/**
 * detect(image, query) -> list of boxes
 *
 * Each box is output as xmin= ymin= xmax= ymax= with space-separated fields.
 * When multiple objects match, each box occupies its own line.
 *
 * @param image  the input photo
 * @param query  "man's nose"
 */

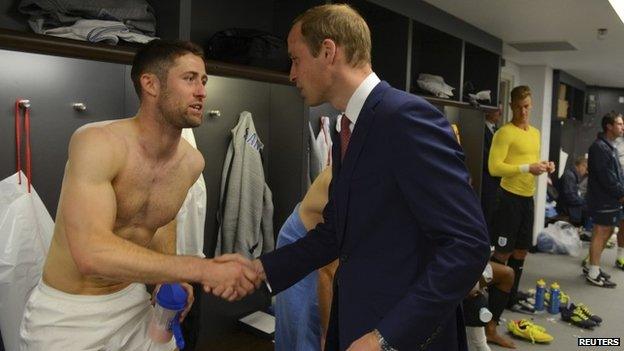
xmin=195 ymin=84 xmax=206 ymax=98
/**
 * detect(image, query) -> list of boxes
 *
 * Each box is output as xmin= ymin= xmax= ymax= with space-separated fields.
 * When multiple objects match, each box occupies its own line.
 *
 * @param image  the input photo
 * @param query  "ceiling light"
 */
xmin=508 ymin=41 xmax=576 ymax=52
xmin=609 ymin=0 xmax=624 ymax=24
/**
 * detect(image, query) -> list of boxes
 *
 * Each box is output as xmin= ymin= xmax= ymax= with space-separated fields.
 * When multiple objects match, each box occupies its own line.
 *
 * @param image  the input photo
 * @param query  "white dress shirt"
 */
xmin=269 ymin=74 xmax=380 ymax=294
xmin=336 ymin=72 xmax=381 ymax=133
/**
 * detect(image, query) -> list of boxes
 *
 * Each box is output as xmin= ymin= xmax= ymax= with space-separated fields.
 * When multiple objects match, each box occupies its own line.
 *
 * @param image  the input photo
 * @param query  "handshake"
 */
xmin=200 ymin=254 xmax=266 ymax=302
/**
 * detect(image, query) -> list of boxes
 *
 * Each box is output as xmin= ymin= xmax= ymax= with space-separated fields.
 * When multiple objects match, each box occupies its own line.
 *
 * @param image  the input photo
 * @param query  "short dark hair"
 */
xmin=601 ymin=110 xmax=622 ymax=132
xmin=131 ymin=39 xmax=205 ymax=99
xmin=574 ymin=155 xmax=587 ymax=167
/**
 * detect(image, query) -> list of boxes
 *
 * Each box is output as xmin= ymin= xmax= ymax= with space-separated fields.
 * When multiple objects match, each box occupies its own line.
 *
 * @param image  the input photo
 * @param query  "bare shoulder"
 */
xmin=68 ymin=120 xmax=128 ymax=177
xmin=72 ymin=119 xmax=130 ymax=143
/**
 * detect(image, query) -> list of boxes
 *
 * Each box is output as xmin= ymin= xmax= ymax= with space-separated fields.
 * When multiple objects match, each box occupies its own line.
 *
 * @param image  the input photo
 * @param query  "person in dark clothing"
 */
xmin=251 ymin=4 xmax=490 ymax=350
xmin=557 ymin=156 xmax=588 ymax=226
xmin=585 ymin=112 xmax=624 ymax=288
xmin=481 ymin=106 xmax=502 ymax=242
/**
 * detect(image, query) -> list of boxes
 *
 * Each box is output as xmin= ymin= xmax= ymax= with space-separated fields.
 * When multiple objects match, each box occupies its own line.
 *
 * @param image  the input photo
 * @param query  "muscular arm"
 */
xmin=61 ymin=128 xmax=255 ymax=295
xmin=61 ymin=128 xmax=206 ymax=284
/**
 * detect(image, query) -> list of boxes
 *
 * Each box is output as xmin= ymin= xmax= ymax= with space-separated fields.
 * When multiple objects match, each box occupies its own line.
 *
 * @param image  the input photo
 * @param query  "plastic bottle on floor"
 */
xmin=548 ymin=282 xmax=560 ymax=314
xmin=535 ymin=279 xmax=546 ymax=311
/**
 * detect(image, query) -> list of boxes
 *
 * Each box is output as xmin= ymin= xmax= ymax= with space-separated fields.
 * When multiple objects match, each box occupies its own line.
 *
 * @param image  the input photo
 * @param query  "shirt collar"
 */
xmin=343 ymin=72 xmax=380 ymax=126
xmin=485 ymin=121 xmax=495 ymax=133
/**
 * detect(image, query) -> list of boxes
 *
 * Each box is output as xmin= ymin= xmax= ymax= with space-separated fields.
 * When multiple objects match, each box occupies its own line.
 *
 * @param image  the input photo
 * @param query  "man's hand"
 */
xmin=202 ymin=254 xmax=258 ymax=301
xmin=251 ymin=259 xmax=267 ymax=282
xmin=528 ymin=161 xmax=549 ymax=175
xmin=213 ymin=255 xmax=265 ymax=288
xmin=179 ymin=282 xmax=194 ymax=322
xmin=547 ymin=161 xmax=556 ymax=174
xmin=346 ymin=331 xmax=381 ymax=351
xmin=151 ymin=282 xmax=194 ymax=322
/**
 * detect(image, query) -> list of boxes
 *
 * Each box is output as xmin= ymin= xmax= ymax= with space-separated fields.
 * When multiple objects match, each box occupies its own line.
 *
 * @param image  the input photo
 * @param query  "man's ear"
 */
xmin=140 ymin=73 xmax=160 ymax=98
xmin=321 ymin=38 xmax=337 ymax=63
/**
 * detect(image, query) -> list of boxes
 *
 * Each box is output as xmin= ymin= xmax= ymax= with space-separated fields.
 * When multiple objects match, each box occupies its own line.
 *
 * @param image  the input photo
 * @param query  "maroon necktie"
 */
xmin=340 ymin=114 xmax=351 ymax=161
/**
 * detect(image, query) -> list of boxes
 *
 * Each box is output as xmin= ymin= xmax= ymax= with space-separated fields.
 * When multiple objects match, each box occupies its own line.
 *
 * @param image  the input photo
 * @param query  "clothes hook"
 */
xmin=72 ymin=102 xmax=87 ymax=111
xmin=18 ymin=99 xmax=31 ymax=109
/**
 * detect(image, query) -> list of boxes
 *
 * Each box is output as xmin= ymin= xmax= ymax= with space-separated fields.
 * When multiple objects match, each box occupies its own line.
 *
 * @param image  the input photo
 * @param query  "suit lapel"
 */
xmin=335 ymin=81 xmax=389 ymax=245
xmin=340 ymin=82 xmax=387 ymax=180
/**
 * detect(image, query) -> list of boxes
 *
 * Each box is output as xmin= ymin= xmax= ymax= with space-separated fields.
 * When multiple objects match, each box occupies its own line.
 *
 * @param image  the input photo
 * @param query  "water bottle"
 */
xmin=535 ymin=279 xmax=546 ymax=311
xmin=548 ymin=282 xmax=560 ymax=314
xmin=149 ymin=283 xmax=187 ymax=349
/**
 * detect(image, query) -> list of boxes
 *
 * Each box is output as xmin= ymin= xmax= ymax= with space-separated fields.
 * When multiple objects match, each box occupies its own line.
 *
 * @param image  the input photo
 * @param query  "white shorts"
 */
xmin=19 ymin=281 xmax=176 ymax=351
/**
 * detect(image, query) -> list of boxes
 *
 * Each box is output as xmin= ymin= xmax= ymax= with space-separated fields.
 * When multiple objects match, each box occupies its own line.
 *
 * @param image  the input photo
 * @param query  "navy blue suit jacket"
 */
xmin=261 ymin=82 xmax=490 ymax=350
xmin=481 ymin=125 xmax=501 ymax=235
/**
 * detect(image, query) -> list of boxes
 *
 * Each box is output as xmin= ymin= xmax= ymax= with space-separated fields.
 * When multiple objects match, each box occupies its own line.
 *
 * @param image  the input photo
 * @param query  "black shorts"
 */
xmin=591 ymin=209 xmax=622 ymax=226
xmin=462 ymin=294 xmax=489 ymax=327
xmin=491 ymin=188 xmax=534 ymax=253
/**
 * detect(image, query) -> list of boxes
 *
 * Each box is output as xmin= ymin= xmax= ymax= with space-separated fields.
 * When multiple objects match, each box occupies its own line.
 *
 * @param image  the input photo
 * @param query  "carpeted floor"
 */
xmin=490 ymin=243 xmax=624 ymax=351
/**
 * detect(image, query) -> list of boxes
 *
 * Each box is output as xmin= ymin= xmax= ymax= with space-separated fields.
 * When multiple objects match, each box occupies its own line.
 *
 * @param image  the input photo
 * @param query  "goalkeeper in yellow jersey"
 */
xmin=488 ymin=85 xmax=555 ymax=313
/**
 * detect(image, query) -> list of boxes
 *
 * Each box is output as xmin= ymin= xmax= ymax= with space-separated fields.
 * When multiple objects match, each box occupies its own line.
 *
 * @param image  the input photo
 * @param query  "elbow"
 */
xmin=72 ymin=253 xmax=102 ymax=276
xmin=73 ymin=252 xmax=98 ymax=276
xmin=65 ymin=226 xmax=109 ymax=277
xmin=68 ymin=240 xmax=104 ymax=276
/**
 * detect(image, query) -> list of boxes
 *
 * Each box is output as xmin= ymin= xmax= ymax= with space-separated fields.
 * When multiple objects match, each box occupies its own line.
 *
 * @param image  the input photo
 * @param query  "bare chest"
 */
xmin=113 ymin=156 xmax=193 ymax=231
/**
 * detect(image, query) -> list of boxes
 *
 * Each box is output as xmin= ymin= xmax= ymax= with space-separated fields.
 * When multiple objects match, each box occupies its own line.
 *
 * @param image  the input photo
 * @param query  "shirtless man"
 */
xmin=19 ymin=40 xmax=259 ymax=351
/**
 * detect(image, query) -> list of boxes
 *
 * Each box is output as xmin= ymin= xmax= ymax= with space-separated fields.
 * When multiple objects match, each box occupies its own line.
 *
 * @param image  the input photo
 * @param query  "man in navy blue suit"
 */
xmin=250 ymin=4 xmax=489 ymax=350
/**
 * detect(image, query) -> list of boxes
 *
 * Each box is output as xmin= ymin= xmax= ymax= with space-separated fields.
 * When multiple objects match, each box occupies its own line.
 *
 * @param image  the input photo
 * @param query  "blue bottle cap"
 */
xmin=156 ymin=283 xmax=187 ymax=311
